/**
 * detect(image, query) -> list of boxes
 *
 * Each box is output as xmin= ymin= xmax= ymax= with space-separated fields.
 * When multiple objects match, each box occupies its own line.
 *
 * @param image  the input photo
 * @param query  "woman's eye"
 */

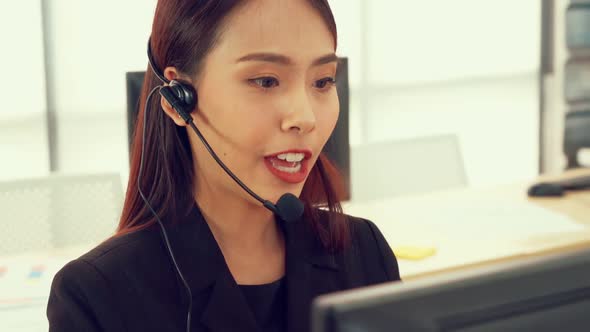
xmin=249 ymin=77 xmax=279 ymax=89
xmin=315 ymin=77 xmax=336 ymax=90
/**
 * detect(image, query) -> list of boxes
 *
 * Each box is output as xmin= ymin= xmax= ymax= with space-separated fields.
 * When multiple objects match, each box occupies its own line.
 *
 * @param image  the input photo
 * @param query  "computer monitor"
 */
xmin=312 ymin=248 xmax=590 ymax=332
xmin=566 ymin=2 xmax=590 ymax=50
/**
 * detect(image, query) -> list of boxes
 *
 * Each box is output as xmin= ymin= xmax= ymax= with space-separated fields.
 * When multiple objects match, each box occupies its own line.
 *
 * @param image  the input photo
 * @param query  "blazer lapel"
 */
xmin=166 ymin=203 xmax=341 ymax=332
xmin=166 ymin=204 xmax=259 ymax=332
xmin=285 ymin=246 xmax=312 ymax=332
xmin=200 ymin=271 xmax=259 ymax=332
xmin=283 ymin=216 xmax=341 ymax=332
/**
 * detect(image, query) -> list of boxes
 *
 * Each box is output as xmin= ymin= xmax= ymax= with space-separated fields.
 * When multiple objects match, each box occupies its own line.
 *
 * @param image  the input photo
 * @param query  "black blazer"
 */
xmin=47 ymin=204 xmax=400 ymax=332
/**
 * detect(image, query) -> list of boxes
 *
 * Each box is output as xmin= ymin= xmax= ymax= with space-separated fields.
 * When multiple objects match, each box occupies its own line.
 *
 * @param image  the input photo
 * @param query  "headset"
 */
xmin=137 ymin=37 xmax=305 ymax=332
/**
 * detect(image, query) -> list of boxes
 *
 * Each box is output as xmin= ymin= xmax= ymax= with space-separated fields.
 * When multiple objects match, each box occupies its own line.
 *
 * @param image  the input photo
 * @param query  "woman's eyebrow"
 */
xmin=236 ymin=52 xmax=338 ymax=67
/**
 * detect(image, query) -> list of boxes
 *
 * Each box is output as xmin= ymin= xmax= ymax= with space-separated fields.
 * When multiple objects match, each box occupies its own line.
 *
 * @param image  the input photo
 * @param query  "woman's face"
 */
xmin=186 ymin=0 xmax=339 ymax=205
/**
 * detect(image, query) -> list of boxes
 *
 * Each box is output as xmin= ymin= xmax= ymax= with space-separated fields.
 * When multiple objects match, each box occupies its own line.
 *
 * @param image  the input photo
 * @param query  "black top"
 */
xmin=47 ymin=204 xmax=401 ymax=332
xmin=238 ymin=278 xmax=286 ymax=332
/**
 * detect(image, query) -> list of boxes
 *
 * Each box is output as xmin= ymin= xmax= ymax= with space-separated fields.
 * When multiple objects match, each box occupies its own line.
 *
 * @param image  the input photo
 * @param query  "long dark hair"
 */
xmin=117 ymin=0 xmax=350 ymax=252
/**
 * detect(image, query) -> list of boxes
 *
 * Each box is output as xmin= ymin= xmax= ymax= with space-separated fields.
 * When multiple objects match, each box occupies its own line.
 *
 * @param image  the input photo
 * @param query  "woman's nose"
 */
xmin=281 ymin=87 xmax=316 ymax=134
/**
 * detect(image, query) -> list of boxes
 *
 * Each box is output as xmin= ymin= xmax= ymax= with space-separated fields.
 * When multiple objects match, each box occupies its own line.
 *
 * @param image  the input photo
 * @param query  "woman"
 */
xmin=47 ymin=0 xmax=400 ymax=331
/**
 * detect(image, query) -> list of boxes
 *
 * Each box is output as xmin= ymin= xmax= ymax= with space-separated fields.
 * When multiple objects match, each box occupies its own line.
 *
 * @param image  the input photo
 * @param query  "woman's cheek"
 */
xmin=319 ymin=107 xmax=339 ymax=140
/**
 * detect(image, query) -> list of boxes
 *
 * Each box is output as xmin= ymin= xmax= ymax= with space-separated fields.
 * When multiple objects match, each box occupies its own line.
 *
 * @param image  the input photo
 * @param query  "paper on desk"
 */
xmin=0 ymin=302 xmax=48 ymax=332
xmin=0 ymin=256 xmax=70 ymax=306
xmin=0 ymin=255 xmax=71 ymax=332
xmin=0 ymin=246 xmax=97 ymax=331
xmin=344 ymin=199 xmax=588 ymax=277
xmin=346 ymin=200 xmax=586 ymax=244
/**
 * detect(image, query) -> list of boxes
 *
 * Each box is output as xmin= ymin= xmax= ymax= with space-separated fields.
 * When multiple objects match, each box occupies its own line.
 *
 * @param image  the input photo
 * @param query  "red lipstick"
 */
xmin=264 ymin=149 xmax=312 ymax=184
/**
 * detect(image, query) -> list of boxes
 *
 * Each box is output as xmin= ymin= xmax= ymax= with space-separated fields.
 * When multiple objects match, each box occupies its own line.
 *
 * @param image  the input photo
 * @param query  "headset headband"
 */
xmin=147 ymin=37 xmax=169 ymax=84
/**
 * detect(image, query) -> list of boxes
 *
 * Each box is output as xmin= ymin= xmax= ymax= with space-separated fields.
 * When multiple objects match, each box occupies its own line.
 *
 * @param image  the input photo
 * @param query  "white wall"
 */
xmin=334 ymin=1 xmax=541 ymax=187
xmin=0 ymin=1 xmax=49 ymax=180
xmin=330 ymin=0 xmax=540 ymax=87
xmin=366 ymin=0 xmax=539 ymax=86
xmin=43 ymin=0 xmax=158 ymax=178
xmin=45 ymin=0 xmax=157 ymax=115
xmin=0 ymin=1 xmax=46 ymax=118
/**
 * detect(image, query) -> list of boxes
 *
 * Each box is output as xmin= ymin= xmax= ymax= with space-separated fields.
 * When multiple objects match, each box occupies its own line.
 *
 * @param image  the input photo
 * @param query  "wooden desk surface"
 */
xmin=528 ymin=168 xmax=590 ymax=226
xmin=343 ymin=169 xmax=590 ymax=280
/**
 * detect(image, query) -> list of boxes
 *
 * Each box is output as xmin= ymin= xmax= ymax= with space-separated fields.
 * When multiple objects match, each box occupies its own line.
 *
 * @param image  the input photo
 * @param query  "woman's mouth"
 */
xmin=264 ymin=150 xmax=312 ymax=184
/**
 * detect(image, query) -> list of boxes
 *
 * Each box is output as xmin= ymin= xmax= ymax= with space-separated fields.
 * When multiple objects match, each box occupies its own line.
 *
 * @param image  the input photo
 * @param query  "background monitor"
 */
xmin=312 ymin=248 xmax=590 ymax=332
xmin=564 ymin=57 xmax=590 ymax=104
xmin=567 ymin=2 xmax=590 ymax=50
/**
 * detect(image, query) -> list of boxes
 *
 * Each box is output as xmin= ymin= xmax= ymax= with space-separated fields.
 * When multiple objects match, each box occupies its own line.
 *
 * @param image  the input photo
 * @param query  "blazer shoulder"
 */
xmin=48 ymin=254 xmax=128 ymax=331
xmin=315 ymin=208 xmax=390 ymax=246
xmin=349 ymin=216 xmax=389 ymax=249
xmin=329 ymin=211 xmax=401 ymax=282
xmin=65 ymin=226 xmax=161 ymax=279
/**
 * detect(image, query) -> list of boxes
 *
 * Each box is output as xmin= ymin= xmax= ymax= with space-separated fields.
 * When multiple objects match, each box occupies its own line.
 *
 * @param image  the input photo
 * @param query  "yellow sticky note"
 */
xmin=393 ymin=245 xmax=437 ymax=261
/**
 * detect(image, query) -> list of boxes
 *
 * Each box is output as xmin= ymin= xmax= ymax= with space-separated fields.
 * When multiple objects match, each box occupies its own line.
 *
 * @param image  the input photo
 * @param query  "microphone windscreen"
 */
xmin=275 ymin=193 xmax=304 ymax=223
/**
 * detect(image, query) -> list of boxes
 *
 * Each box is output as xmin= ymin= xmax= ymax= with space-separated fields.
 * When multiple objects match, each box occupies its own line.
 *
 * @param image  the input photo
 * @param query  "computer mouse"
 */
xmin=527 ymin=182 xmax=565 ymax=197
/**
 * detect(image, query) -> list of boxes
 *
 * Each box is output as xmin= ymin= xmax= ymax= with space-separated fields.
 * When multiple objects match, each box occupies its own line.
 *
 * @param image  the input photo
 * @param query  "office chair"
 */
xmin=350 ymin=134 xmax=467 ymax=202
xmin=126 ymin=58 xmax=351 ymax=199
xmin=0 ymin=173 xmax=123 ymax=255
xmin=563 ymin=109 xmax=590 ymax=169
xmin=0 ymin=181 xmax=53 ymax=255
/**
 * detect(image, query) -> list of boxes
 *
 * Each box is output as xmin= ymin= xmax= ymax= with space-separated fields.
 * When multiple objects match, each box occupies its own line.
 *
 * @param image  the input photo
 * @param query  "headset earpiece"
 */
xmin=147 ymin=37 xmax=198 ymax=114
xmin=168 ymin=80 xmax=197 ymax=111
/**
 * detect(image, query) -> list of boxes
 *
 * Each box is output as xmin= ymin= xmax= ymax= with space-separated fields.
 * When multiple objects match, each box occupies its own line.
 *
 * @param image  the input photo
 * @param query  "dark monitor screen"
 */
xmin=312 ymin=248 xmax=590 ymax=332
xmin=125 ymin=71 xmax=145 ymax=150
xmin=567 ymin=3 xmax=590 ymax=49
xmin=564 ymin=58 xmax=590 ymax=104
xmin=126 ymin=58 xmax=350 ymax=199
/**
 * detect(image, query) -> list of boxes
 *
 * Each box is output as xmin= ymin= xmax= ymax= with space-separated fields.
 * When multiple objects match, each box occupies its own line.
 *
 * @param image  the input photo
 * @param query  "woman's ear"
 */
xmin=160 ymin=94 xmax=188 ymax=127
xmin=160 ymin=67 xmax=192 ymax=127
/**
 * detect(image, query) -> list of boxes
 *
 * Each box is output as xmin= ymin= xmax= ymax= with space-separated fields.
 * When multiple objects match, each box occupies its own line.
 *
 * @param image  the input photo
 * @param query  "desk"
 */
xmin=0 ymin=246 xmax=91 ymax=331
xmin=343 ymin=169 xmax=590 ymax=280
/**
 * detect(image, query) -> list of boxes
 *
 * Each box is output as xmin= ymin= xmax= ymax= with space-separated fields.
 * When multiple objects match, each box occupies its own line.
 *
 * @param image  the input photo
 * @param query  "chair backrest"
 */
xmin=126 ymin=57 xmax=351 ymax=199
xmin=350 ymin=135 xmax=467 ymax=202
xmin=564 ymin=109 xmax=590 ymax=169
xmin=0 ymin=181 xmax=53 ymax=255
xmin=0 ymin=173 xmax=123 ymax=254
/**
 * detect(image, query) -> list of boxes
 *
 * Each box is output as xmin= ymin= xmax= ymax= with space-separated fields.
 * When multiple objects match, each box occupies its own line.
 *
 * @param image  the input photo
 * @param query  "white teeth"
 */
xmin=276 ymin=153 xmax=305 ymax=162
xmin=274 ymin=163 xmax=302 ymax=173
xmin=269 ymin=158 xmax=302 ymax=173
